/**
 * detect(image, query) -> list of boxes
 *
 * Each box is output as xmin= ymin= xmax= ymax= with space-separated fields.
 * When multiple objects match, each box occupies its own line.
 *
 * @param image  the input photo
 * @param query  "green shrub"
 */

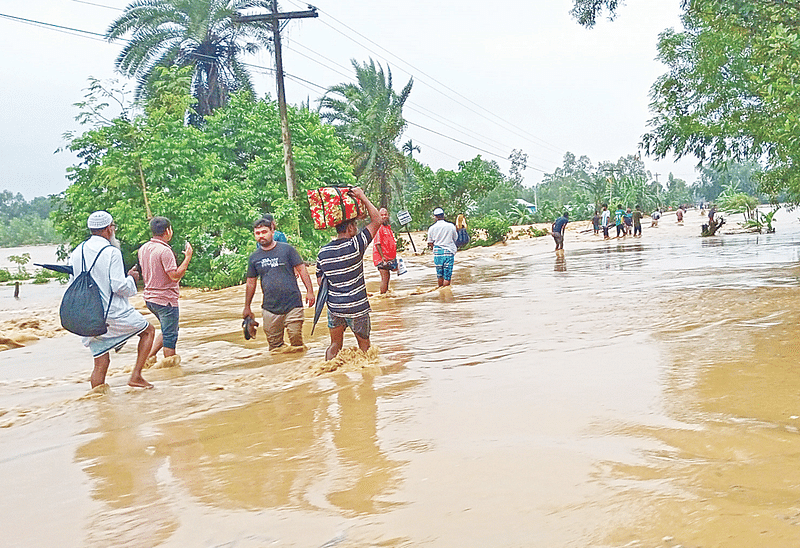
xmin=0 ymin=268 xmax=10 ymax=282
xmin=469 ymin=213 xmax=511 ymax=245
xmin=32 ymin=270 xmax=51 ymax=284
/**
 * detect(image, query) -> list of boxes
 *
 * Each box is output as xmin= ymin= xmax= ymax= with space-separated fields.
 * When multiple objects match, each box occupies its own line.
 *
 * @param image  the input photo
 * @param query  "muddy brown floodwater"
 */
xmin=3 ymin=210 xmax=800 ymax=547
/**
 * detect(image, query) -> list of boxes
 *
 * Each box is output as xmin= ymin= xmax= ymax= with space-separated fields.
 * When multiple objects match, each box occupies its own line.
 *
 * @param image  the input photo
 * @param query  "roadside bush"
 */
xmin=468 ymin=213 xmax=512 ymax=246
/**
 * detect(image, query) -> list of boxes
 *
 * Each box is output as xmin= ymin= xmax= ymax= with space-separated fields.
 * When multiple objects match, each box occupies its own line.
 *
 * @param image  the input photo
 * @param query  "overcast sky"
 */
xmin=0 ymin=0 xmax=697 ymax=200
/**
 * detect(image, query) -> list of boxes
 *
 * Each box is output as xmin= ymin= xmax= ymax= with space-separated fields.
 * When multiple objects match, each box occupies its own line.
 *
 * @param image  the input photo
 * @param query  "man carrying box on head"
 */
xmin=243 ymin=217 xmax=316 ymax=350
xmin=316 ymin=187 xmax=382 ymax=361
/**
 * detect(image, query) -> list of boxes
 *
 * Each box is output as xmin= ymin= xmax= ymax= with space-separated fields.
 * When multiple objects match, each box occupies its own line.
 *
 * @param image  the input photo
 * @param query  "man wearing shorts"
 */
xmin=243 ymin=217 xmax=315 ymax=350
xmin=316 ymin=187 xmax=381 ymax=360
xmin=551 ymin=211 xmax=569 ymax=251
xmin=68 ymin=211 xmax=155 ymax=388
xmin=373 ymin=207 xmax=398 ymax=294
xmin=138 ymin=216 xmax=193 ymax=363
xmin=427 ymin=207 xmax=458 ymax=287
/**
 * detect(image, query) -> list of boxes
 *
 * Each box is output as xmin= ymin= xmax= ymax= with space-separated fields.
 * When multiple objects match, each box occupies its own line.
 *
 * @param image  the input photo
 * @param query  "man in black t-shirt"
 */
xmin=243 ymin=218 xmax=315 ymax=349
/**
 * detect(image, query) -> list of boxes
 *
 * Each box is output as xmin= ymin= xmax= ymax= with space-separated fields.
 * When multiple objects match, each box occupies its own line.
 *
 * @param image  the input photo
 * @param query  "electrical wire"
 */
xmin=284 ymin=0 xmax=566 ymax=157
xmin=0 ymin=9 xmax=549 ymax=172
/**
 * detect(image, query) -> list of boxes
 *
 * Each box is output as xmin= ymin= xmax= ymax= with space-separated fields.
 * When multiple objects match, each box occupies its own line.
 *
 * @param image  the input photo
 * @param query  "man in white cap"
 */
xmin=427 ymin=207 xmax=458 ymax=287
xmin=67 ymin=211 xmax=155 ymax=389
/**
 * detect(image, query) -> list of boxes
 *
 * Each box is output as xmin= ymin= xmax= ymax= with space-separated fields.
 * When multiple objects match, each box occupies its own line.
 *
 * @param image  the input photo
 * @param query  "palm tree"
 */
xmin=402 ymin=139 xmax=421 ymax=158
xmin=106 ymin=0 xmax=272 ymax=118
xmin=319 ymin=58 xmax=413 ymax=208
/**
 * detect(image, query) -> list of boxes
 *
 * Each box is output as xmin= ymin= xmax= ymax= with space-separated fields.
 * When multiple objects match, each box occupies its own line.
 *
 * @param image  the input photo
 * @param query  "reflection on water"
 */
xmin=5 ymin=213 xmax=800 ymax=546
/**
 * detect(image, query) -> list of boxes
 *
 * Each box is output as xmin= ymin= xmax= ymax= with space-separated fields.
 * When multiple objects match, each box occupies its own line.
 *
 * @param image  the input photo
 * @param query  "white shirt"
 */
xmin=601 ymin=210 xmax=611 ymax=226
xmin=68 ymin=235 xmax=142 ymax=342
xmin=427 ymin=219 xmax=458 ymax=254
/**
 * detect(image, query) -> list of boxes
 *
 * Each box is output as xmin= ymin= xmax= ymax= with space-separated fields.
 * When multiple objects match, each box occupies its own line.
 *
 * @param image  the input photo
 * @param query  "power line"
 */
xmin=282 ymin=38 xmax=559 ymax=166
xmin=0 ymin=12 xmax=108 ymax=41
xmin=0 ymin=10 xmax=553 ymax=173
xmin=71 ymin=0 xmax=122 ymax=11
xmin=284 ymin=0 xmax=566 ymax=157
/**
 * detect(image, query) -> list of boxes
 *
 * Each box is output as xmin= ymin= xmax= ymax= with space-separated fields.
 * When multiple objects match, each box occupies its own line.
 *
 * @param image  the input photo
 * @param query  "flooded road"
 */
xmin=3 ymin=212 xmax=800 ymax=547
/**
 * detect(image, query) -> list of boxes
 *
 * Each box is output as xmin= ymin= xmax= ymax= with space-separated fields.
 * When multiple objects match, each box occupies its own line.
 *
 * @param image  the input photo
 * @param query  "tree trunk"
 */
xmin=138 ymin=160 xmax=153 ymax=220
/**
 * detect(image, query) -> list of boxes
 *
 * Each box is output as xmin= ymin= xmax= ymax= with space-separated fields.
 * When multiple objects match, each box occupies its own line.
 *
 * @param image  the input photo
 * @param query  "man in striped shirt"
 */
xmin=316 ymin=187 xmax=382 ymax=360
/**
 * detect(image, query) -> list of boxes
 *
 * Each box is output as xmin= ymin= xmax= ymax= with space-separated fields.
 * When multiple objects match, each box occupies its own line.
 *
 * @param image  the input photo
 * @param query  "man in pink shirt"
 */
xmin=138 ymin=216 xmax=193 ymax=362
xmin=372 ymin=207 xmax=398 ymax=294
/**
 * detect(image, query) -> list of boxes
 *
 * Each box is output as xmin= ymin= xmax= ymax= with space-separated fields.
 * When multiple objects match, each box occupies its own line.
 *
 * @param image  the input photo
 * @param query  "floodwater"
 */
xmin=3 ymin=211 xmax=800 ymax=547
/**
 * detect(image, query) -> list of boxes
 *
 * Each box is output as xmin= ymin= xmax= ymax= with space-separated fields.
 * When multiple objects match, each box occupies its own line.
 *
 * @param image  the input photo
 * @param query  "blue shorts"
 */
xmin=433 ymin=247 xmax=455 ymax=281
xmin=146 ymin=302 xmax=180 ymax=349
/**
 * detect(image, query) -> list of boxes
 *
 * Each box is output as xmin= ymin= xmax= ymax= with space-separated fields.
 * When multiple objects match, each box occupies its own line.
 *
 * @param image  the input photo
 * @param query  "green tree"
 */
xmin=404 ymin=156 xmax=507 ymax=229
xmin=319 ymin=59 xmax=413 ymax=208
xmin=106 ymin=0 xmax=271 ymax=118
xmin=57 ymin=72 xmax=354 ymax=288
xmin=639 ymin=1 xmax=800 ymax=201
xmin=570 ymin=0 xmax=625 ymax=28
xmin=693 ymin=161 xmax=760 ymax=203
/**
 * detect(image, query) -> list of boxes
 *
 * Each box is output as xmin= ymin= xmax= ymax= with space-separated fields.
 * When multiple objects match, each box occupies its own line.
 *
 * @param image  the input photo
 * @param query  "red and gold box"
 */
xmin=307 ymin=187 xmax=365 ymax=230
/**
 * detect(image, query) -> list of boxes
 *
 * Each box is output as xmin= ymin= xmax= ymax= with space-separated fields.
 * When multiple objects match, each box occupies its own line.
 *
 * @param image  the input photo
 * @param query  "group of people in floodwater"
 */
xmin=65 ymin=188 xmax=465 ymax=390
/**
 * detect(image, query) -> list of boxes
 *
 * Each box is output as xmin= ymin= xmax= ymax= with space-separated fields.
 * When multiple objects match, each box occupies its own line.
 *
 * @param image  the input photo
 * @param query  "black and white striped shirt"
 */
xmin=316 ymin=227 xmax=373 ymax=318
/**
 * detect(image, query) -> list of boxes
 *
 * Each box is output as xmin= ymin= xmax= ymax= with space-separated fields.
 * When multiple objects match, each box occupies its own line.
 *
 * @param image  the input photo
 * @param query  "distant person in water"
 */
xmin=614 ymin=204 xmax=626 ymax=238
xmin=243 ymin=217 xmax=315 ymax=350
xmin=632 ymin=205 xmax=643 ymax=237
xmin=68 ymin=211 xmax=155 ymax=389
xmin=601 ymin=204 xmax=611 ymax=239
xmin=651 ymin=208 xmax=661 ymax=227
xmin=591 ymin=210 xmax=600 ymax=236
xmin=427 ymin=207 xmax=459 ymax=287
xmin=373 ymin=207 xmax=398 ymax=294
xmin=676 ymin=206 xmax=684 ymax=223
xmin=551 ymin=211 xmax=569 ymax=251
xmin=316 ymin=187 xmax=382 ymax=360
xmin=624 ymin=207 xmax=633 ymax=235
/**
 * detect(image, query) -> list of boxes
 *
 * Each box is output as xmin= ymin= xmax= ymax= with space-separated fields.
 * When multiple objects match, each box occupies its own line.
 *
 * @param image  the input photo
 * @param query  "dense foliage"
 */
xmin=573 ymin=0 xmax=800 ymax=204
xmin=56 ymin=69 xmax=354 ymax=288
xmin=519 ymin=152 xmax=692 ymax=222
xmin=642 ymin=0 xmax=800 ymax=202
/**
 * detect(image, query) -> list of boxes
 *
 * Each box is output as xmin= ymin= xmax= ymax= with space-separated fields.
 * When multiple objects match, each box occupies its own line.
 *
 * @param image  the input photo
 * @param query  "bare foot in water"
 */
xmin=128 ymin=376 xmax=153 ymax=389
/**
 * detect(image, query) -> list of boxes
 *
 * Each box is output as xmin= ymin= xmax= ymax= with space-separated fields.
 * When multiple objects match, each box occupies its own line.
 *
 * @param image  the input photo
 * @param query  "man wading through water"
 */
xmin=243 ymin=218 xmax=315 ymax=350
xmin=316 ymin=187 xmax=382 ymax=360
xmin=373 ymin=207 xmax=398 ymax=294
xmin=67 ymin=211 xmax=155 ymax=389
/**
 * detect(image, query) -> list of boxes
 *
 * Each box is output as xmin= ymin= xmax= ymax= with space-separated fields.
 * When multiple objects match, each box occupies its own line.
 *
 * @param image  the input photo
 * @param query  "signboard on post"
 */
xmin=396 ymin=210 xmax=416 ymax=252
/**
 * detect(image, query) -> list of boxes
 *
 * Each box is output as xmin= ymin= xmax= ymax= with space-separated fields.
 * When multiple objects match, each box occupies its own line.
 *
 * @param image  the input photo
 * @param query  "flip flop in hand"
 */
xmin=242 ymin=317 xmax=259 ymax=340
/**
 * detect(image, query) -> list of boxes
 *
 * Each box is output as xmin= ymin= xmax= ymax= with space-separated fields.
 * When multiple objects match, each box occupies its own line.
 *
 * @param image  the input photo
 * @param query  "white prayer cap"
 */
xmin=87 ymin=210 xmax=113 ymax=229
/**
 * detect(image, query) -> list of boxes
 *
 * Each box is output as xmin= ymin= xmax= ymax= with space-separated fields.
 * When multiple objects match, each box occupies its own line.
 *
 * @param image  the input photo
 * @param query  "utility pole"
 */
xmin=653 ymin=173 xmax=661 ymax=208
xmin=604 ymin=167 xmax=621 ymax=204
xmin=234 ymin=2 xmax=318 ymax=200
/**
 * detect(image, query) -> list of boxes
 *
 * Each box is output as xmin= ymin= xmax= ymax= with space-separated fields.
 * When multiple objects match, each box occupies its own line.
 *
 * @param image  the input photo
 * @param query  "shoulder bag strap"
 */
xmin=87 ymin=244 xmax=115 ymax=320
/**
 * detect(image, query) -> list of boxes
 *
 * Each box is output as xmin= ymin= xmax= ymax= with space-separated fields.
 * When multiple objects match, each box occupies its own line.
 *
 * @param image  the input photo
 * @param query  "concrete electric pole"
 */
xmin=234 ymin=2 xmax=318 ymax=200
